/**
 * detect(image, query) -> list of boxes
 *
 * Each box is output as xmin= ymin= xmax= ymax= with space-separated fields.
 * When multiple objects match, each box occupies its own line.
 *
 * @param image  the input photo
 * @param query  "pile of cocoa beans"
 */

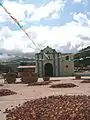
xmin=0 ymin=89 xmax=17 ymax=97
xmin=0 ymin=84 xmax=4 ymax=86
xmin=81 ymin=80 xmax=90 ymax=83
xmin=4 ymin=95 xmax=90 ymax=120
xmin=50 ymin=83 xmax=78 ymax=88
xmin=28 ymin=81 xmax=51 ymax=86
xmin=51 ymin=80 xmax=61 ymax=82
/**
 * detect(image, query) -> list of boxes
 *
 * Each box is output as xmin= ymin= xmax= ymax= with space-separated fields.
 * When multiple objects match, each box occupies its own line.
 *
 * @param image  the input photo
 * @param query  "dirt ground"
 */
xmin=0 ymin=76 xmax=90 ymax=120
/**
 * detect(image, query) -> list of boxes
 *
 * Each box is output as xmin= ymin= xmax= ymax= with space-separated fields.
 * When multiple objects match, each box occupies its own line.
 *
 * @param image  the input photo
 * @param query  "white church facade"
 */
xmin=35 ymin=46 xmax=74 ymax=77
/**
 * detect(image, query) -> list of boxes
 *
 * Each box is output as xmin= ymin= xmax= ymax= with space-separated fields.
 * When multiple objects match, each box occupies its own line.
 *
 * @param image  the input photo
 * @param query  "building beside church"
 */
xmin=35 ymin=46 xmax=74 ymax=77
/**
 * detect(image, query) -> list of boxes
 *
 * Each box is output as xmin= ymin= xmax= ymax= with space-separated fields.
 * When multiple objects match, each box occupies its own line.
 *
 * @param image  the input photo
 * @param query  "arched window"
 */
xmin=66 ymin=65 xmax=68 ymax=68
xmin=66 ymin=56 xmax=69 ymax=60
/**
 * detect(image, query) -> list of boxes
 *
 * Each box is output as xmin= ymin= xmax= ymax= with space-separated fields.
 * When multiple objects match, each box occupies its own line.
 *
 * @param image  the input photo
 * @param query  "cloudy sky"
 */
xmin=0 ymin=0 xmax=90 ymax=53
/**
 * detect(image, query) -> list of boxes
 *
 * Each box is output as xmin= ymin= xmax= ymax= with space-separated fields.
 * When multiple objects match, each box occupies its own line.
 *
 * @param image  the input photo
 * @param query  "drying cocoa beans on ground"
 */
xmin=0 ymin=84 xmax=4 ymax=86
xmin=0 ymin=89 xmax=17 ymax=97
xmin=51 ymin=80 xmax=61 ymax=82
xmin=81 ymin=80 xmax=90 ymax=83
xmin=28 ymin=81 xmax=51 ymax=86
xmin=49 ymin=83 xmax=78 ymax=88
xmin=4 ymin=95 xmax=90 ymax=120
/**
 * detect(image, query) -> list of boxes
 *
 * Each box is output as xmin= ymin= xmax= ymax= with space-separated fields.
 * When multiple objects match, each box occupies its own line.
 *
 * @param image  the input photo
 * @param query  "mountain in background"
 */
xmin=0 ymin=46 xmax=90 ymax=72
xmin=0 ymin=41 xmax=83 ymax=60
xmin=0 ymin=45 xmax=90 ymax=62
xmin=74 ymin=46 xmax=90 ymax=67
xmin=0 ymin=48 xmax=35 ymax=60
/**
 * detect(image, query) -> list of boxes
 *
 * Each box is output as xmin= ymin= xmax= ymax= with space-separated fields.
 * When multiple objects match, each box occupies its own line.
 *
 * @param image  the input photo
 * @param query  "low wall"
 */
xmin=74 ymin=71 xmax=90 ymax=76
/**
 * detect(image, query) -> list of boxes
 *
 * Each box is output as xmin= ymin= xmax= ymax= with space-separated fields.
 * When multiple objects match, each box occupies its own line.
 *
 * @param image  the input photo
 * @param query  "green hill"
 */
xmin=74 ymin=46 xmax=90 ymax=67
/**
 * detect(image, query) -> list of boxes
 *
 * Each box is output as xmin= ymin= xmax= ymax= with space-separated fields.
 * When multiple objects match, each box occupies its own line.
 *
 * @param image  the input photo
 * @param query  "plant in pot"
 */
xmin=43 ymin=76 xmax=50 ymax=81
xmin=75 ymin=75 xmax=81 ymax=79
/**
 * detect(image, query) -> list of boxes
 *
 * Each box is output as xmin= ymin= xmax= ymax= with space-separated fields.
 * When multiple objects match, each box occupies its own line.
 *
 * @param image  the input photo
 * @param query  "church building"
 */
xmin=35 ymin=46 xmax=74 ymax=77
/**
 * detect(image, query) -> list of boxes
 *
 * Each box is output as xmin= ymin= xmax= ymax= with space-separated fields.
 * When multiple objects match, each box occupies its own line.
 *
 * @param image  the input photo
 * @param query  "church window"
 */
xmin=66 ymin=65 xmax=68 ymax=68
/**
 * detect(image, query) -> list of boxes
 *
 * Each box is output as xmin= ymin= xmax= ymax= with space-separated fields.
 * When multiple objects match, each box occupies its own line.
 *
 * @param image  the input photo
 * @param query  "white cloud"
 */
xmin=51 ymin=12 xmax=60 ymax=19
xmin=0 ymin=16 xmax=6 ymax=22
xmin=73 ymin=12 xmax=90 ymax=26
xmin=29 ymin=0 xmax=66 ymax=21
xmin=1 ymin=15 xmax=90 ymax=53
xmin=0 ymin=0 xmax=66 ymax=23
xmin=0 ymin=0 xmax=35 ymax=22
xmin=0 ymin=38 xmax=4 ymax=48
xmin=0 ymin=26 xmax=12 ymax=38
xmin=0 ymin=0 xmax=90 ymax=54
xmin=73 ymin=13 xmax=87 ymax=21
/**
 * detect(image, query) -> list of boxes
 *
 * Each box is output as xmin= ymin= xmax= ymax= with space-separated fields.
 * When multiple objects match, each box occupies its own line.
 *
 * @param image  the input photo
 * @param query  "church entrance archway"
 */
xmin=44 ymin=63 xmax=53 ymax=77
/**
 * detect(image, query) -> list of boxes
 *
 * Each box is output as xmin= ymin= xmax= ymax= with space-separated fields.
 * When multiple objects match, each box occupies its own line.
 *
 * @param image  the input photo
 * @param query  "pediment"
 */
xmin=40 ymin=46 xmax=56 ymax=54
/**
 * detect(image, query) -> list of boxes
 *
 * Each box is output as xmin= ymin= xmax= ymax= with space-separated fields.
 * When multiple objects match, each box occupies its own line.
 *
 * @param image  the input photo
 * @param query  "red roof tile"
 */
xmin=17 ymin=65 xmax=36 ymax=69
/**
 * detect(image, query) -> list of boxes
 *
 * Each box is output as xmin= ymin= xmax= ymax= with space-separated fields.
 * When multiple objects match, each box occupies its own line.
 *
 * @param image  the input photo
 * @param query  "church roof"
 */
xmin=17 ymin=65 xmax=36 ymax=69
